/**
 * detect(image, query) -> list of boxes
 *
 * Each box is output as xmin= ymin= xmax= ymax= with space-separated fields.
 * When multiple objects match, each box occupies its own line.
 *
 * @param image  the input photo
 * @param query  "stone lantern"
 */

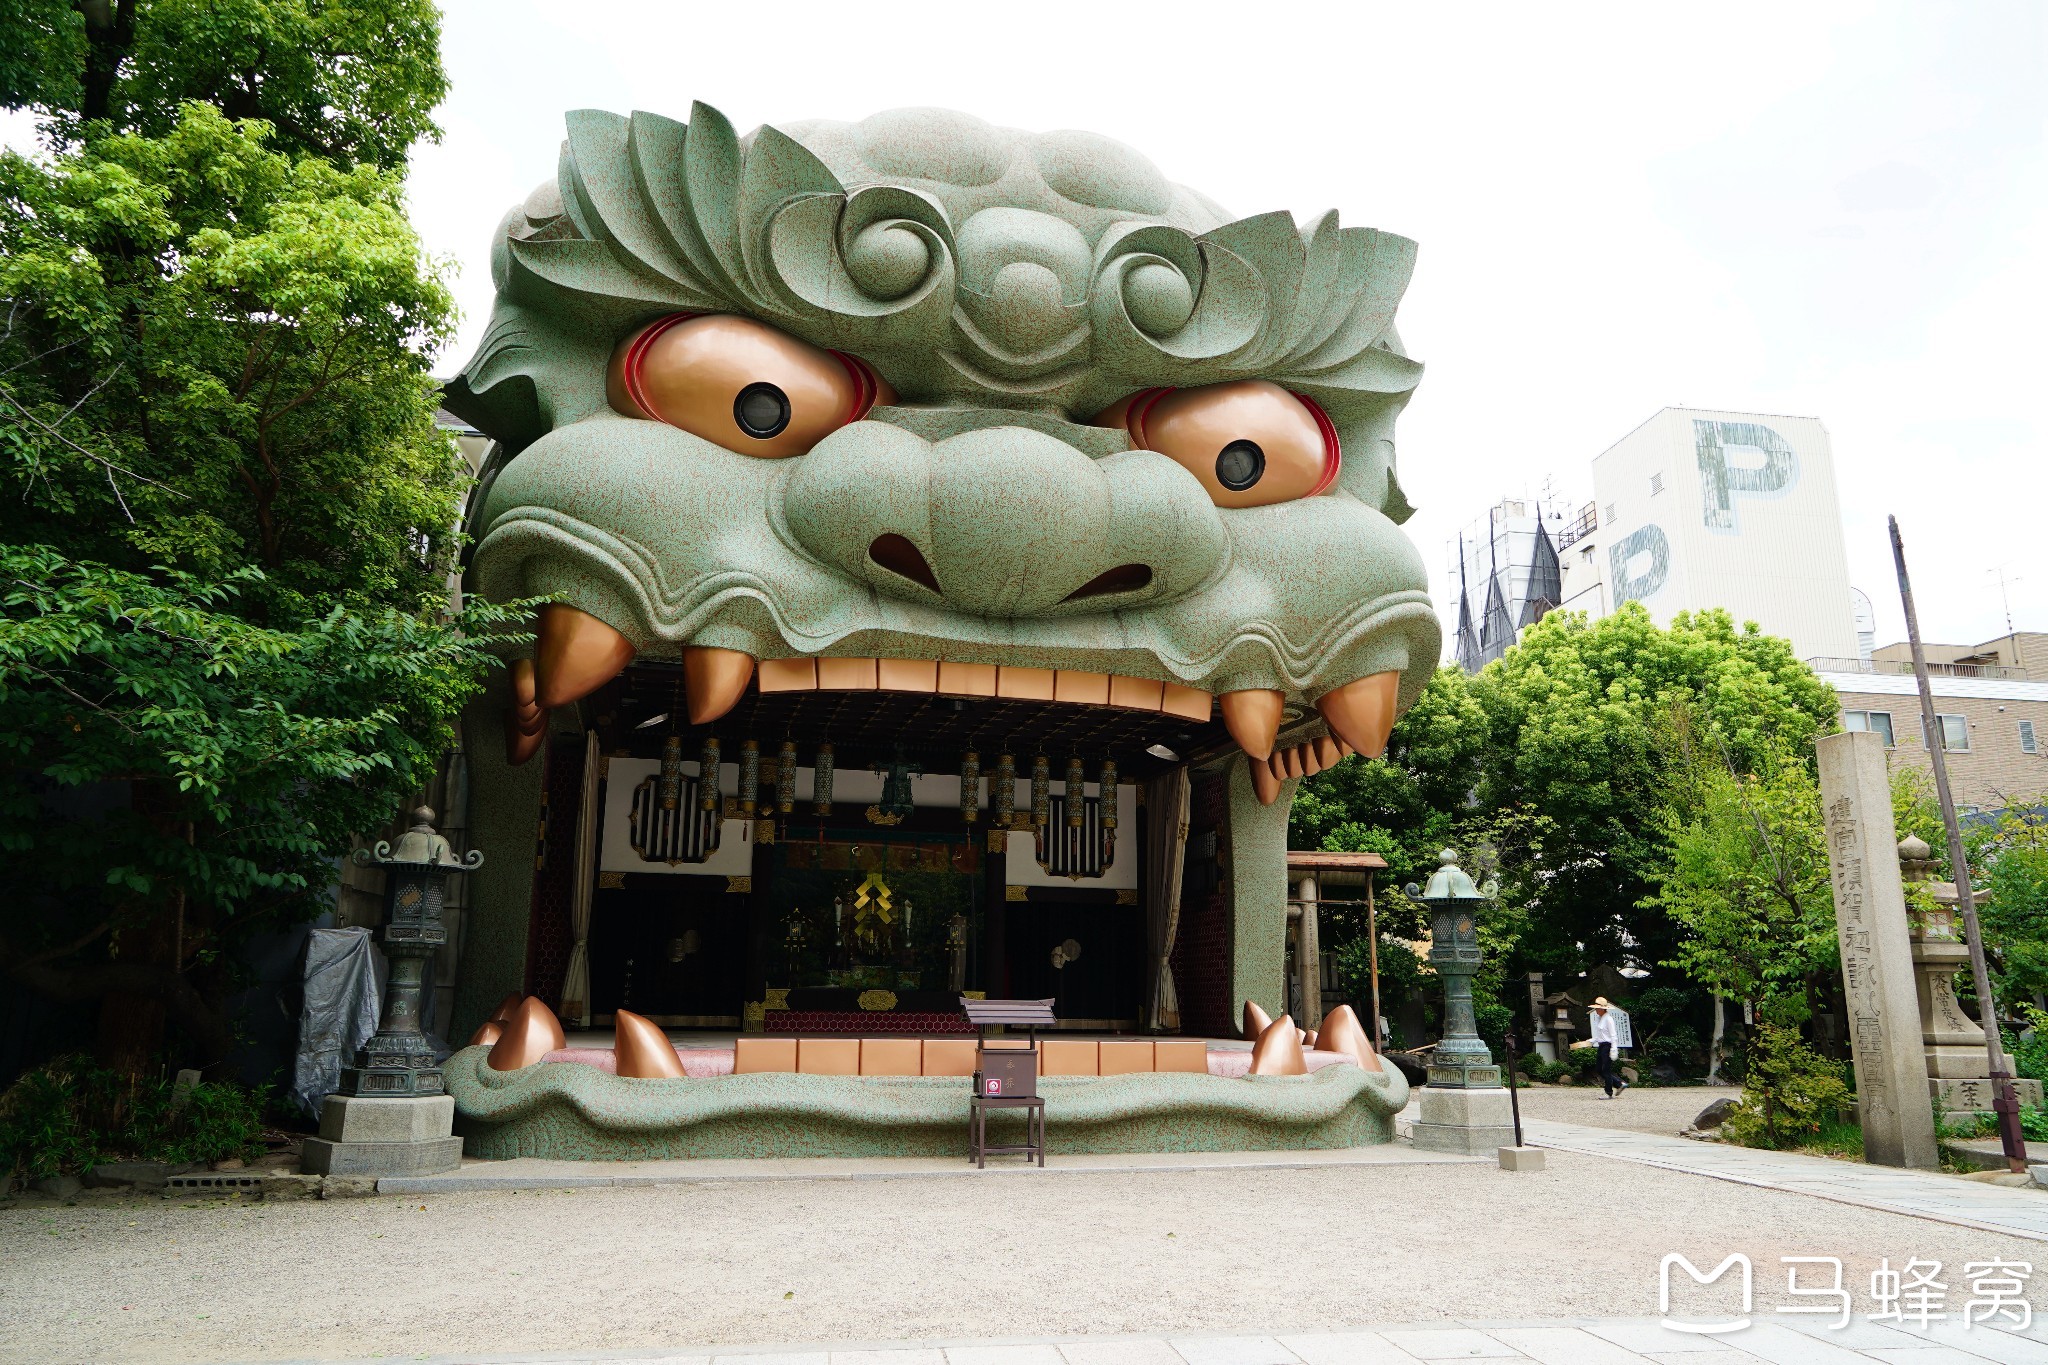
xmin=1900 ymin=835 xmax=2043 ymax=1121
xmin=1406 ymin=849 xmax=1515 ymax=1155
xmin=302 ymin=807 xmax=482 ymax=1178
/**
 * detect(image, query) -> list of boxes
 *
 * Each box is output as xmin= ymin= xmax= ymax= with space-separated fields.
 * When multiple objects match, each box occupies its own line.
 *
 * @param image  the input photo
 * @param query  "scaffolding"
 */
xmin=1448 ymin=495 xmax=1573 ymax=672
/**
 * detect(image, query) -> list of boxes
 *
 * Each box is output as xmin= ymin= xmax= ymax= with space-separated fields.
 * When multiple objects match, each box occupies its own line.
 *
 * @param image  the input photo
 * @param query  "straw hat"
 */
xmin=1591 ymin=996 xmax=1611 ymax=1010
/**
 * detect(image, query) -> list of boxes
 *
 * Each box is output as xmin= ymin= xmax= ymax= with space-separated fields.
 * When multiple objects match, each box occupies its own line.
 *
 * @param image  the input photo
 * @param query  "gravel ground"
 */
xmin=1509 ymin=1082 xmax=1739 ymax=1136
xmin=2 ymin=1146 xmax=2036 ymax=1365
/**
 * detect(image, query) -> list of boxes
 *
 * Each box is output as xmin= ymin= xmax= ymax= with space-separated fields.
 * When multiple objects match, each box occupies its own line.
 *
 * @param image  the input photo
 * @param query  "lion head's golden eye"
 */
xmin=607 ymin=314 xmax=895 ymax=458
xmin=1091 ymin=380 xmax=1339 ymax=508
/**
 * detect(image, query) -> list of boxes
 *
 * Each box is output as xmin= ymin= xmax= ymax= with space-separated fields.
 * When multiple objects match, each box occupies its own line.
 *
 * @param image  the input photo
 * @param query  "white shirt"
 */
xmin=1590 ymin=1010 xmax=1619 ymax=1047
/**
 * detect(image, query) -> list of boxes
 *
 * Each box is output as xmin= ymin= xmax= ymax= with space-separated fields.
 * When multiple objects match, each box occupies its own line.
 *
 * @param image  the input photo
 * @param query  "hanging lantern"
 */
xmin=776 ymin=739 xmax=797 ymax=815
xmin=1100 ymin=759 xmax=1119 ymax=830
xmin=960 ymin=750 xmax=981 ymax=824
xmin=877 ymin=749 xmax=919 ymax=822
xmin=698 ymin=736 xmax=721 ymax=813
xmin=657 ymin=734 xmax=685 ymax=812
xmin=814 ymin=742 xmax=835 ymax=817
xmin=1065 ymin=756 xmax=1087 ymax=828
xmin=738 ymin=739 xmax=760 ymax=817
xmin=993 ymin=753 xmax=1016 ymax=828
xmin=1031 ymin=755 xmax=1050 ymax=831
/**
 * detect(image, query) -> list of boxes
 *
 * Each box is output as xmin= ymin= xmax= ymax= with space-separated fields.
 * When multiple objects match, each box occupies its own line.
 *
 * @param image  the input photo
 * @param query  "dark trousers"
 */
xmin=1596 ymin=1041 xmax=1624 ymax=1095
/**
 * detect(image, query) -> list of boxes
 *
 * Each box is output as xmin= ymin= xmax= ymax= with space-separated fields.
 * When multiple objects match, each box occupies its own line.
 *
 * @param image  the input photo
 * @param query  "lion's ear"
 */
xmin=1382 ymin=468 xmax=1417 ymax=526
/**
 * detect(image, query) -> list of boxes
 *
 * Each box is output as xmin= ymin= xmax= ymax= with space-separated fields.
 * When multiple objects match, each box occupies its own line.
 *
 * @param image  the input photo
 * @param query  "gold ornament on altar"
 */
xmin=852 ymin=869 xmax=896 ymax=953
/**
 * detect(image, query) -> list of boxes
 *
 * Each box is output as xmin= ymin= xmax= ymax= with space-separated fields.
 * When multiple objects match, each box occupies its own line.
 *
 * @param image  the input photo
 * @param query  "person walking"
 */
xmin=1572 ymin=996 xmax=1630 ymax=1098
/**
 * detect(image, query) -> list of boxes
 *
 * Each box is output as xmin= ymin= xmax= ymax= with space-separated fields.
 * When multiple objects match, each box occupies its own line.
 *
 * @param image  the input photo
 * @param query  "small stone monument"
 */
xmin=301 ymin=808 xmax=482 ymax=1178
xmin=1815 ymin=732 xmax=1938 ymax=1169
xmin=1899 ymin=835 xmax=2044 ymax=1122
xmin=1406 ymin=850 xmax=1517 ymax=1156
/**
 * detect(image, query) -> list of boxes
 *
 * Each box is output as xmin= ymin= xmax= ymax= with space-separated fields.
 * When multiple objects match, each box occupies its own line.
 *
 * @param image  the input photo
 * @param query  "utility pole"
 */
xmin=1893 ymin=518 xmax=2028 ymax=1173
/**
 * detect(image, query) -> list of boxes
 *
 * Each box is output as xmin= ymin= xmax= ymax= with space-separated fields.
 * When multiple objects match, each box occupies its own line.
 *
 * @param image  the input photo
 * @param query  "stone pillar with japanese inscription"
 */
xmin=1815 ymin=732 xmax=1938 ymax=1170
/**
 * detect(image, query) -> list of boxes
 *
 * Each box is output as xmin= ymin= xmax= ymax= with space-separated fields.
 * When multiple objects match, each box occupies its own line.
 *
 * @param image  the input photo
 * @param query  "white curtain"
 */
xmin=560 ymin=730 xmax=603 ymax=1027
xmin=1144 ymin=767 xmax=1190 ymax=1033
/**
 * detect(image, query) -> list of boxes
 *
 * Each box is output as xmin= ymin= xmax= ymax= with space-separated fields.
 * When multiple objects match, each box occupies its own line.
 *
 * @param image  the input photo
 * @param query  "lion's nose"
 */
xmin=866 ymin=533 xmax=1152 ymax=605
xmin=783 ymin=420 xmax=1174 ymax=617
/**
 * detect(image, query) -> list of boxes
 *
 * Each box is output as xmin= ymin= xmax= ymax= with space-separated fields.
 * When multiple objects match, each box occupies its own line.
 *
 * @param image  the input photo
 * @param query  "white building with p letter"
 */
xmin=1555 ymin=406 xmax=1858 ymax=662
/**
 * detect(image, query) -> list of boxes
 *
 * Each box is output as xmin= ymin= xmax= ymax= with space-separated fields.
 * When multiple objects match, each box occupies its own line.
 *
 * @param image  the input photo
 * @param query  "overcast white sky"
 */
xmin=20 ymin=2 xmax=2046 ymax=652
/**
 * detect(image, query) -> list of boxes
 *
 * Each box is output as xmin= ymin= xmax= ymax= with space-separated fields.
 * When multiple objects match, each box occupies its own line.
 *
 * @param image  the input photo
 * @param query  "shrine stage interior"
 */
xmin=557 ymin=659 xmax=1243 ymax=1036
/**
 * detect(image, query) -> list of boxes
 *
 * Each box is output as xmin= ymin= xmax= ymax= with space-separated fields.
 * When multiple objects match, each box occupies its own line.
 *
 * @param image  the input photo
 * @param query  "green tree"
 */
xmin=1892 ymin=769 xmax=2048 ymax=1010
xmin=1981 ymin=809 xmax=2048 ymax=1006
xmin=0 ymin=1 xmax=468 ymax=1077
xmin=1291 ymin=665 xmax=1487 ymax=1041
xmin=0 ymin=100 xmax=460 ymax=618
xmin=1290 ymin=665 xmax=1486 ymax=871
xmin=2 ymin=0 xmax=446 ymax=169
xmin=1654 ymin=741 xmax=1838 ymax=1023
xmin=0 ymin=550 xmax=518 ymax=1070
xmin=1719 ymin=1021 xmax=1852 ymax=1148
xmin=1289 ymin=606 xmax=1838 ymax=1053
xmin=1468 ymin=604 xmax=1837 ymax=982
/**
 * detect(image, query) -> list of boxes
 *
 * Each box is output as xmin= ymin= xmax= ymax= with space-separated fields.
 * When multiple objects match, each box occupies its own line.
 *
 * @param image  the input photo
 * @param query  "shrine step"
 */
xmin=764 ymin=1010 xmax=973 ymax=1034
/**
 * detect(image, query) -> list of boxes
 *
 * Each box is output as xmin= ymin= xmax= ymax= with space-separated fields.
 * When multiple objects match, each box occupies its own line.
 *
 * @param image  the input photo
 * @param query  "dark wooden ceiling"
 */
xmin=590 ymin=662 xmax=1233 ymax=781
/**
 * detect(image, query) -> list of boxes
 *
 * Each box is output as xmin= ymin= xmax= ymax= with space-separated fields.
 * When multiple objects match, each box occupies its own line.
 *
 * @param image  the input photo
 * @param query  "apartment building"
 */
xmin=1814 ymin=635 xmax=2048 ymax=811
xmin=1870 ymin=631 xmax=2048 ymax=683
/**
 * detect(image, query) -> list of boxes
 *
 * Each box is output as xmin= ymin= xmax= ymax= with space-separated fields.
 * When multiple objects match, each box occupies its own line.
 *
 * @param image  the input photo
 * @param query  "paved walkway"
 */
xmin=386 ymin=1097 xmax=2048 ymax=1252
xmin=1516 ymin=1114 xmax=2048 ymax=1243
xmin=255 ymin=1317 xmax=2048 ymax=1364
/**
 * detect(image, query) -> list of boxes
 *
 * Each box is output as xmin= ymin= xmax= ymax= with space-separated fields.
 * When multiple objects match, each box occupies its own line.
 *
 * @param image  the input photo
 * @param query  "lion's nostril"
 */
xmin=868 ymin=534 xmax=942 ymax=594
xmin=1062 ymin=563 xmax=1153 ymax=604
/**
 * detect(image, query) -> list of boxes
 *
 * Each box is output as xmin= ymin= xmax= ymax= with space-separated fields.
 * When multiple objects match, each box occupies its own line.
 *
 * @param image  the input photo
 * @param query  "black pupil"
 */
xmin=1216 ymin=439 xmax=1265 ymax=491
xmin=734 ymin=383 xmax=791 ymax=439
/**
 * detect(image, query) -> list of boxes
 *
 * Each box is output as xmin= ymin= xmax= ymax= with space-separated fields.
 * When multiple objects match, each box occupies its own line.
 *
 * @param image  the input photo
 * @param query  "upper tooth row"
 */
xmin=758 ymin=657 xmax=1214 ymax=721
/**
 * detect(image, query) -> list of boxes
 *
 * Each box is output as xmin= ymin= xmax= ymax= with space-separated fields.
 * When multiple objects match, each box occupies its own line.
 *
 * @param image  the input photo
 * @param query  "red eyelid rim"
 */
xmin=830 ymin=350 xmax=882 ymax=426
xmin=622 ymin=312 xmax=696 ymax=422
xmin=1124 ymin=387 xmax=1174 ymax=449
xmin=622 ymin=312 xmax=883 ymax=433
xmin=1295 ymin=392 xmax=1343 ymax=497
xmin=1126 ymin=385 xmax=1343 ymax=499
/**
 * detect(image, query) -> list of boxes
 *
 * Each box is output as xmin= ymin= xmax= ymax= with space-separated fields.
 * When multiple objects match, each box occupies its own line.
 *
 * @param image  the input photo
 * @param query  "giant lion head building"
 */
xmin=436 ymin=103 xmax=1436 ymax=1152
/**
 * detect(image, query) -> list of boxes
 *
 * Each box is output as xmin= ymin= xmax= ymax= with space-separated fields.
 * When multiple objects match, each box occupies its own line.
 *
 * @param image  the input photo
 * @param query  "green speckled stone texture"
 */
xmin=445 ymin=1048 xmax=1409 ymax=1160
xmin=1228 ymin=758 xmax=1298 ymax=1025
xmin=440 ymin=100 xmax=1445 ymax=1043
xmin=446 ymin=100 xmax=1439 ymax=704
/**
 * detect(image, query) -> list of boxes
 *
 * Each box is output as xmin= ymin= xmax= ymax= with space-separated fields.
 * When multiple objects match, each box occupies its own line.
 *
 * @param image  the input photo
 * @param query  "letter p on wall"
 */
xmin=1696 ymin=420 xmax=1798 ymax=531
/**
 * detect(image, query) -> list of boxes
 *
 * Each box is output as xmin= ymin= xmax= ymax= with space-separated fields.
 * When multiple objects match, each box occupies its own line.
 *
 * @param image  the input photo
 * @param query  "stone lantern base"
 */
xmin=1933 ymin=1076 xmax=2043 ymax=1126
xmin=300 ymin=1095 xmax=462 ymax=1177
xmin=1410 ymin=1086 xmax=1517 ymax=1156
